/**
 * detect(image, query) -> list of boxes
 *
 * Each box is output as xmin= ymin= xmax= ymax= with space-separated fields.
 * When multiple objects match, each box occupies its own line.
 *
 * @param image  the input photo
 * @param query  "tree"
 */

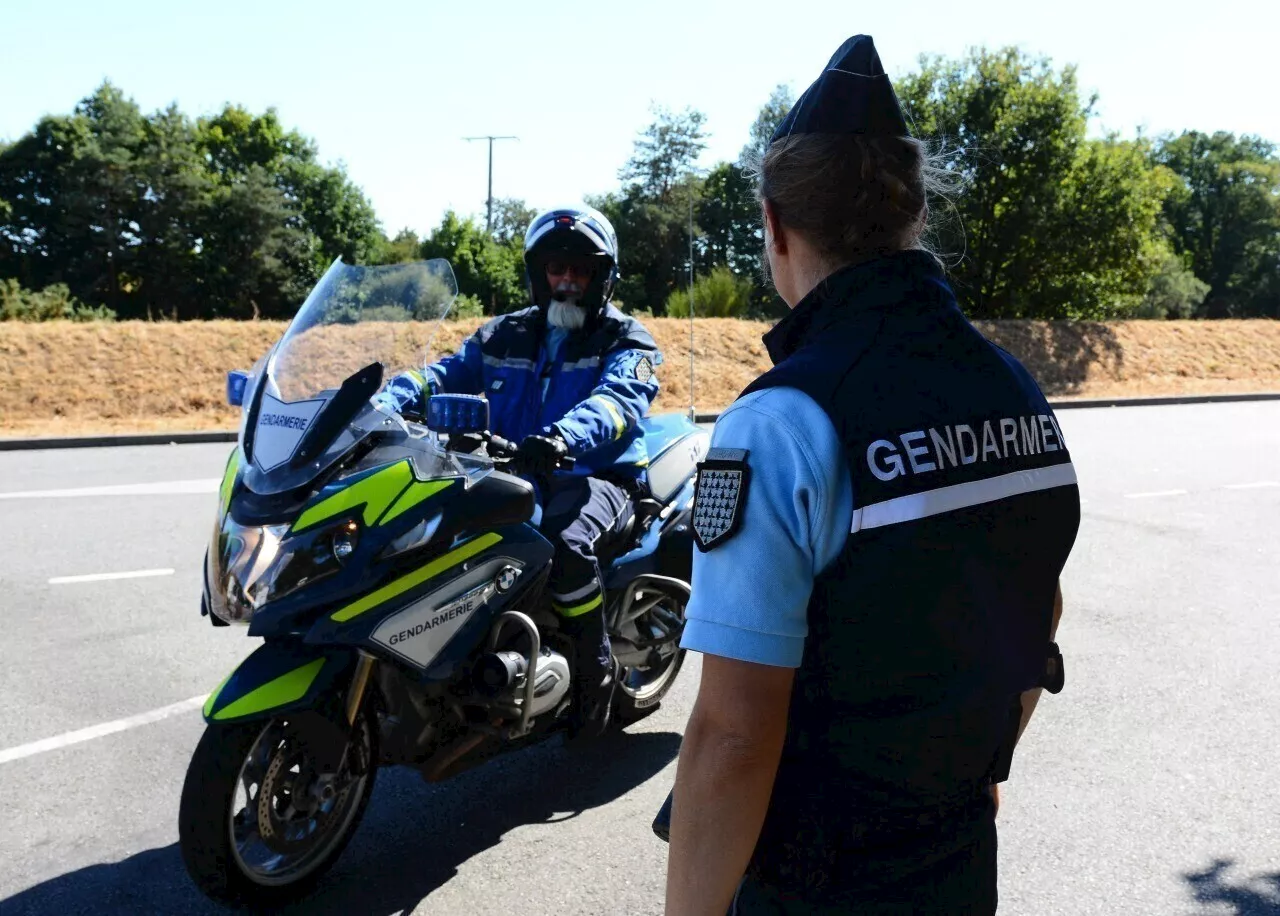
xmin=895 ymin=47 xmax=1170 ymax=319
xmin=130 ymin=105 xmax=215 ymax=317
xmin=490 ymin=198 xmax=537 ymax=247
xmin=593 ymin=179 xmax=702 ymax=316
xmin=619 ymin=105 xmax=707 ymax=199
xmin=0 ymin=82 xmax=383 ymax=319
xmin=371 ymin=228 xmax=422 ymax=265
xmin=0 ymin=83 xmax=149 ymax=315
xmin=195 ymin=105 xmax=382 ymax=273
xmin=196 ymin=165 xmax=315 ymax=319
xmin=419 ymin=210 xmax=526 ymax=315
xmin=740 ymin=84 xmax=793 ymax=167
xmin=598 ymin=108 xmax=712 ymax=314
xmin=696 ymin=162 xmax=758 ymax=277
xmin=1154 ymin=131 xmax=1280 ymax=317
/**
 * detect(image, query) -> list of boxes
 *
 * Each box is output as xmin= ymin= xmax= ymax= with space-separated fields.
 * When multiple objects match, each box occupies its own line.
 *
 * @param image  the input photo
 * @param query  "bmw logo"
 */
xmin=495 ymin=565 xmax=520 ymax=593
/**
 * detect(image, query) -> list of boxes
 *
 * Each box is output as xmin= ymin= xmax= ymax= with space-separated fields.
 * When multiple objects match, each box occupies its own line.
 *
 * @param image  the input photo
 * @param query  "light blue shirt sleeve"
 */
xmin=679 ymin=387 xmax=854 ymax=668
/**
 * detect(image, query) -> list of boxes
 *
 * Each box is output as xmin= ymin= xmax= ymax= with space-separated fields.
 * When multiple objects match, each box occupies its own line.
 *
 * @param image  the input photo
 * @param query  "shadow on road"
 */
xmin=1183 ymin=858 xmax=1280 ymax=915
xmin=977 ymin=321 xmax=1124 ymax=397
xmin=0 ymin=728 xmax=681 ymax=916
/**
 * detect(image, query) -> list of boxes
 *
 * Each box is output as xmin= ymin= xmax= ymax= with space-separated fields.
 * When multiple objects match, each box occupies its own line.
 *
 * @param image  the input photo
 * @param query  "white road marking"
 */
xmin=0 ymin=478 xmax=220 ymax=500
xmin=1124 ymin=489 xmax=1188 ymax=499
xmin=48 ymin=568 xmax=175 ymax=585
xmin=0 ymin=694 xmax=208 ymax=766
xmin=1224 ymin=481 xmax=1280 ymax=490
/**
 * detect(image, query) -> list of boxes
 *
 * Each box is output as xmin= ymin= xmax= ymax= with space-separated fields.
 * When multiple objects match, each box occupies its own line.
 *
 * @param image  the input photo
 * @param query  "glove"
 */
xmin=515 ymin=433 xmax=568 ymax=475
xmin=372 ymin=372 xmax=428 ymax=417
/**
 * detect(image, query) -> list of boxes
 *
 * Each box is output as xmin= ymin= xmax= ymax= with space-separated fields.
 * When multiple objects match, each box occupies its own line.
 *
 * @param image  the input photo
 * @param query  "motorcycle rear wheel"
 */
xmin=615 ymin=645 xmax=685 ymax=724
xmin=178 ymin=710 xmax=376 ymax=907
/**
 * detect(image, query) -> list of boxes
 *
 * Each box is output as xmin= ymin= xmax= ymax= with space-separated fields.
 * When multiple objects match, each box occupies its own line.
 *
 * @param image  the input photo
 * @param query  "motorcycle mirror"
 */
xmin=226 ymin=370 xmax=250 ymax=407
xmin=427 ymin=394 xmax=490 ymax=436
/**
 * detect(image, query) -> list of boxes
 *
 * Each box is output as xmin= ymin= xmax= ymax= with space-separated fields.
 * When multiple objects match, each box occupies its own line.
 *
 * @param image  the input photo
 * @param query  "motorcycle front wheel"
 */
xmin=178 ymin=709 xmax=376 ymax=907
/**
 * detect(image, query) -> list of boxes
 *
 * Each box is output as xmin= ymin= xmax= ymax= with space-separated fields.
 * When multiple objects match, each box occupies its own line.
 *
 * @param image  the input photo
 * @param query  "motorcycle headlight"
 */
xmin=207 ymin=517 xmax=359 ymax=624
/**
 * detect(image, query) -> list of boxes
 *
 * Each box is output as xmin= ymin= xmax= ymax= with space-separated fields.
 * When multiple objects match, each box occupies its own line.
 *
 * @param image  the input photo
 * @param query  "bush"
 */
xmin=0 ymin=279 xmax=114 ymax=321
xmin=1134 ymin=248 xmax=1210 ymax=319
xmin=665 ymin=265 xmax=752 ymax=318
xmin=448 ymin=294 xmax=485 ymax=320
xmin=0 ymin=279 xmax=116 ymax=321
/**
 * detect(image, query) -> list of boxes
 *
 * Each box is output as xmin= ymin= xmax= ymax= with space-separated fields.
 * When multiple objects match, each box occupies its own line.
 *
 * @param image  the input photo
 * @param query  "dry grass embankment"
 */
xmin=2 ymin=318 xmax=1279 ymax=437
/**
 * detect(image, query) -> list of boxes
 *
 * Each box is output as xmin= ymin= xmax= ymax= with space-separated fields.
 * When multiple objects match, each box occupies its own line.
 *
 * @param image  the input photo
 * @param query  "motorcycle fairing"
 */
xmin=202 ymin=642 xmax=355 ymax=724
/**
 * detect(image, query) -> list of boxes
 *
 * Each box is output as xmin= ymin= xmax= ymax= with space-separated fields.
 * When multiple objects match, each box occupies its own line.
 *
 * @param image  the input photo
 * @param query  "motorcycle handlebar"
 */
xmin=483 ymin=432 xmax=575 ymax=471
xmin=486 ymin=433 xmax=519 ymax=457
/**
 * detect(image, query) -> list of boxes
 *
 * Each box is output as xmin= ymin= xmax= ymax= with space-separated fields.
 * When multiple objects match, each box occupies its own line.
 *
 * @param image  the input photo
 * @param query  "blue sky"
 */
xmin=4 ymin=0 xmax=1276 ymax=238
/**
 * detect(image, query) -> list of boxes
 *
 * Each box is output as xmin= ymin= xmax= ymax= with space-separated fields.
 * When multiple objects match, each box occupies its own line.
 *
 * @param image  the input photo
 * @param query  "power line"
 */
xmin=463 ymin=135 xmax=518 ymax=233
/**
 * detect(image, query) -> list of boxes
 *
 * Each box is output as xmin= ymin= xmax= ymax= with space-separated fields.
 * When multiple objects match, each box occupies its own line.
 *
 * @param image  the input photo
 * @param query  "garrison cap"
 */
xmin=771 ymin=34 xmax=910 ymax=142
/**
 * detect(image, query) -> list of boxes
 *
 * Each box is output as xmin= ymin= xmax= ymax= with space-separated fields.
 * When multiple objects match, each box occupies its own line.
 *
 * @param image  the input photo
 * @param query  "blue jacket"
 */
xmin=383 ymin=305 xmax=663 ymax=480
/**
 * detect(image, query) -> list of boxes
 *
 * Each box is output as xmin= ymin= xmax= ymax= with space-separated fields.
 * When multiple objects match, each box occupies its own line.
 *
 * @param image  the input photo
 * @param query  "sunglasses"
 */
xmin=545 ymin=260 xmax=595 ymax=279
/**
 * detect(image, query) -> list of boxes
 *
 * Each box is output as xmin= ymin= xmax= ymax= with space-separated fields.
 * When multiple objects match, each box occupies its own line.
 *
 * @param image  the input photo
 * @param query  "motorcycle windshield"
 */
xmin=239 ymin=257 xmax=460 ymax=495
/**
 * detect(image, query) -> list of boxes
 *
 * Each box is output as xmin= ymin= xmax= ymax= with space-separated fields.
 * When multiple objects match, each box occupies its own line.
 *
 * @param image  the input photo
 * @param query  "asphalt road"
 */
xmin=0 ymin=403 xmax=1278 ymax=915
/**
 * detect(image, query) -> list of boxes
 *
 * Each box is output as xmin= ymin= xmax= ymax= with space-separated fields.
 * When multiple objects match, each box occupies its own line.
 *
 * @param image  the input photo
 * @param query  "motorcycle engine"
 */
xmin=474 ymin=646 xmax=571 ymax=720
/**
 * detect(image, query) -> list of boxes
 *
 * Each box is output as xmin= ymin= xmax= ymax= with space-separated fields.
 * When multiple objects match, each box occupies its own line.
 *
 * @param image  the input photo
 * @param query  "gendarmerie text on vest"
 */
xmin=867 ymin=413 xmax=1068 ymax=482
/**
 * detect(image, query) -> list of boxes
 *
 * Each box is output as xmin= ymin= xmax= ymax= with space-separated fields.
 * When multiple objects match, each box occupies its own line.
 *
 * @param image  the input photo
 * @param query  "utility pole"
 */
xmin=463 ymin=135 xmax=518 ymax=233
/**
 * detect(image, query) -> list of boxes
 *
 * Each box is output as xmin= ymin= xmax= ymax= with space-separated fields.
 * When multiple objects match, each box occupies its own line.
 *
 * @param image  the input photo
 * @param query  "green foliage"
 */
xmin=697 ymin=163 xmax=760 ymax=278
xmin=1154 ymin=131 xmax=1280 ymax=317
xmin=419 ymin=210 xmax=526 ymax=315
xmin=1135 ymin=246 xmax=1211 ymax=319
xmin=490 ymin=198 xmax=538 ymax=247
xmin=594 ymin=181 xmax=699 ymax=317
xmin=371 ymin=228 xmax=424 ymax=266
xmin=592 ymin=107 xmax=714 ymax=317
xmin=895 ymin=47 xmax=1170 ymax=319
xmin=619 ymin=105 xmax=707 ymax=199
xmin=1 ymin=279 xmax=116 ymax=321
xmin=4 ymin=63 xmax=1277 ymax=324
xmin=449 ymin=294 xmax=485 ymax=320
xmin=665 ymin=265 xmax=753 ymax=318
xmin=0 ymin=81 xmax=382 ymax=321
xmin=740 ymin=84 xmax=793 ymax=167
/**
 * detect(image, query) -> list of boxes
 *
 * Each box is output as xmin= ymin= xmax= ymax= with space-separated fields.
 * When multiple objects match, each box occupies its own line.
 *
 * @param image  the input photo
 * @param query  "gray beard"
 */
xmin=547 ymin=299 xmax=587 ymax=329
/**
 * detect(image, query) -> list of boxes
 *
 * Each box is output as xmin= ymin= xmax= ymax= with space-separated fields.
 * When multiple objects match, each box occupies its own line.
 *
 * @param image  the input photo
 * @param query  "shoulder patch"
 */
xmin=634 ymin=356 xmax=654 ymax=383
xmin=692 ymin=448 xmax=750 ymax=552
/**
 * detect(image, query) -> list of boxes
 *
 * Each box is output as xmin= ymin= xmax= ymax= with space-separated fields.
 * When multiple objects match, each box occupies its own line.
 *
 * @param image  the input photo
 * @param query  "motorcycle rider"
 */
xmin=375 ymin=205 xmax=663 ymax=740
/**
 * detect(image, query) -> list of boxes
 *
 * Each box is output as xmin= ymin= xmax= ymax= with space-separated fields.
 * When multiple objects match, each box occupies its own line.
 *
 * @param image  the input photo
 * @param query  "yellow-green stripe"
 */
xmin=381 ymin=478 xmax=456 ymax=525
xmin=554 ymin=593 xmax=603 ymax=617
xmin=203 ymin=668 xmax=235 ymax=718
xmin=330 ymin=532 xmax=503 ymax=623
xmin=293 ymin=459 xmax=414 ymax=533
xmin=211 ymin=658 xmax=326 ymax=721
xmin=591 ymin=395 xmax=626 ymax=439
xmin=219 ymin=448 xmax=240 ymax=515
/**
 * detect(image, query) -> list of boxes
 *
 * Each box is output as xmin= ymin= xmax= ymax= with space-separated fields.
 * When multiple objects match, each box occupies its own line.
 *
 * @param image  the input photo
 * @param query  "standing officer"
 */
xmin=663 ymin=35 xmax=1081 ymax=914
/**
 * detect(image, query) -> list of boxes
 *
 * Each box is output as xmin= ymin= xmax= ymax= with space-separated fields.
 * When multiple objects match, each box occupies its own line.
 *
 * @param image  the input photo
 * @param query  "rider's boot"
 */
xmin=564 ymin=605 xmax=617 ymax=744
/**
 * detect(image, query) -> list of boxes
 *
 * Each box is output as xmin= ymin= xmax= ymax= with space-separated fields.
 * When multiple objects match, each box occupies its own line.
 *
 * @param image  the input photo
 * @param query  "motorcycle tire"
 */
xmin=614 ymin=646 xmax=687 ymax=725
xmin=178 ymin=711 xmax=376 ymax=907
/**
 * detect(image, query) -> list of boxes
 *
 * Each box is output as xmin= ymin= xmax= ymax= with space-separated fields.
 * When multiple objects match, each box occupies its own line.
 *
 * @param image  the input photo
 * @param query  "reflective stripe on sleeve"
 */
xmin=590 ymin=395 xmax=627 ymax=439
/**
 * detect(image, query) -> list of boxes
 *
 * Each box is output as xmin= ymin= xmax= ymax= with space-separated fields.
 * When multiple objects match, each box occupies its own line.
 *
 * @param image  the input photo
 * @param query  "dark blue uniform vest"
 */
xmin=742 ymin=251 xmax=1081 ymax=907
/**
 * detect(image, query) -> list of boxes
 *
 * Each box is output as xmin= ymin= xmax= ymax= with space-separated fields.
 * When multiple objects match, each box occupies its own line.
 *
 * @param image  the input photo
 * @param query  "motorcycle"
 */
xmin=179 ymin=257 xmax=708 ymax=906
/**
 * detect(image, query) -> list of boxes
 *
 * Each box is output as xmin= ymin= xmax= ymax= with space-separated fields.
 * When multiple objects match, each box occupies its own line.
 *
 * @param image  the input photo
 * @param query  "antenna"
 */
xmin=687 ymin=185 xmax=696 ymax=423
xmin=463 ymin=135 xmax=519 ymax=233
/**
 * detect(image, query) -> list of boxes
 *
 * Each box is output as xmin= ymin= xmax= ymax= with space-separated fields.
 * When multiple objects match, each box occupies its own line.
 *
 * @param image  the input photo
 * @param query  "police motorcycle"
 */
xmin=179 ymin=256 xmax=708 ymax=906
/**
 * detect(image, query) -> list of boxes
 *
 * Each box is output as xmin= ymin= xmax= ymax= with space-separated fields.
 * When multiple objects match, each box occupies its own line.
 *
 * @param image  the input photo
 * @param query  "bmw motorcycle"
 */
xmin=179 ymin=257 xmax=708 ymax=906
